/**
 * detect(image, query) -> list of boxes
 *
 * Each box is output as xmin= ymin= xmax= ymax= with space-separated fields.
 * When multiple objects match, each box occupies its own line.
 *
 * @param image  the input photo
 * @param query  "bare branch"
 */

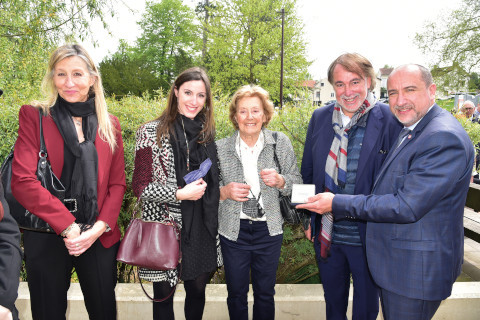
xmin=1 ymin=3 xmax=88 ymax=38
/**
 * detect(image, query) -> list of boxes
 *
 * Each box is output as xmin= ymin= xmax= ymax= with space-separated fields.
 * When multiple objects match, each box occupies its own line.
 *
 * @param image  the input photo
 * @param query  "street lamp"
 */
xmin=278 ymin=8 xmax=284 ymax=108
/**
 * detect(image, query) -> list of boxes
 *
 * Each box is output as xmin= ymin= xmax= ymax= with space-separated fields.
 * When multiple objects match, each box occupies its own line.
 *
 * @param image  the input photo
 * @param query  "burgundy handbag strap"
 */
xmin=137 ymin=264 xmax=182 ymax=302
xmin=133 ymin=154 xmax=182 ymax=302
xmin=134 ymin=201 xmax=182 ymax=302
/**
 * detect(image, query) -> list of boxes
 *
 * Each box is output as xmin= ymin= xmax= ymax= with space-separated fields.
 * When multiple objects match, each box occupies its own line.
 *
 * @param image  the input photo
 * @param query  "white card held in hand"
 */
xmin=291 ymin=184 xmax=316 ymax=205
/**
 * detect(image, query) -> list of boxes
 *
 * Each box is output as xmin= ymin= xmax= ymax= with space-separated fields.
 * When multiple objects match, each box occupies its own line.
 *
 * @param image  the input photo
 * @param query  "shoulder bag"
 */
xmin=1 ymin=109 xmax=66 ymax=233
xmin=272 ymin=132 xmax=304 ymax=225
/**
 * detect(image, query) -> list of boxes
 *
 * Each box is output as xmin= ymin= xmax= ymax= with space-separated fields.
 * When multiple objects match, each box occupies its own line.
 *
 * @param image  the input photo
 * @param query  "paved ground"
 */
xmin=461 ymin=237 xmax=480 ymax=281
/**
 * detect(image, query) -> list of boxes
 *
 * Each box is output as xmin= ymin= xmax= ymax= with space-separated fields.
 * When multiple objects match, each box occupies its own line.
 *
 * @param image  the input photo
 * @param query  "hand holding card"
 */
xmin=291 ymin=184 xmax=316 ymax=206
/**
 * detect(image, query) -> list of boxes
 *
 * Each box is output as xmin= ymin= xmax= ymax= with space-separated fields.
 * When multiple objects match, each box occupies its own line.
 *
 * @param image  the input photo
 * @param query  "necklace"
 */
xmin=180 ymin=116 xmax=190 ymax=171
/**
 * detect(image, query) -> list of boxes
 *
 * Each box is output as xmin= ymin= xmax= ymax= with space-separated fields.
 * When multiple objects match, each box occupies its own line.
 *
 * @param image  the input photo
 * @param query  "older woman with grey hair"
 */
xmin=216 ymin=84 xmax=302 ymax=320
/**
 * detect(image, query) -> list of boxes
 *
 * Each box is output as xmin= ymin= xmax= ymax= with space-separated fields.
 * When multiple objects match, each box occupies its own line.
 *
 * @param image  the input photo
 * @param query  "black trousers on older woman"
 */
xmin=23 ymin=231 xmax=119 ymax=320
xmin=220 ymin=220 xmax=283 ymax=320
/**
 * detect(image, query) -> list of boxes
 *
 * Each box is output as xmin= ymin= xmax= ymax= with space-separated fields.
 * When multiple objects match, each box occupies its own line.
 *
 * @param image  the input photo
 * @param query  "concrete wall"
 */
xmin=16 ymin=282 xmax=480 ymax=319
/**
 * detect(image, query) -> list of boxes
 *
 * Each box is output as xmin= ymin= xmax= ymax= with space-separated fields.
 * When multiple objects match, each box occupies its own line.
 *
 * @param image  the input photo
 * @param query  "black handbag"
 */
xmin=1 ymin=109 xmax=67 ymax=232
xmin=272 ymin=132 xmax=305 ymax=226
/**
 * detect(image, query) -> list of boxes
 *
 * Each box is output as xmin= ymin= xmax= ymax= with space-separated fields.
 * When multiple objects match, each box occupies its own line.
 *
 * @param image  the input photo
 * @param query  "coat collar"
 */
xmin=373 ymin=104 xmax=442 ymax=189
xmin=356 ymin=103 xmax=383 ymax=176
xmin=392 ymin=104 xmax=441 ymax=155
xmin=224 ymin=128 xmax=275 ymax=154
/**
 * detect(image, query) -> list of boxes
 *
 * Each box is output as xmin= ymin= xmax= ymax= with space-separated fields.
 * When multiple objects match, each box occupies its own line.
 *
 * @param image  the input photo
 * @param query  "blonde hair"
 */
xmin=32 ymin=44 xmax=117 ymax=151
xmin=229 ymin=85 xmax=274 ymax=130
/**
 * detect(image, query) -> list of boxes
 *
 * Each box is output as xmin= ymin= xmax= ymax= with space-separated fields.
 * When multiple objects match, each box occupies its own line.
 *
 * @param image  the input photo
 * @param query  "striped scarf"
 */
xmin=320 ymin=92 xmax=375 ymax=259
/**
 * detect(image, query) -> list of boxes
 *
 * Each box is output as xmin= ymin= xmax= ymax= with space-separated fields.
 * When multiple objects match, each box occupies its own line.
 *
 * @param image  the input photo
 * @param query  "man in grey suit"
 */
xmin=297 ymin=64 xmax=474 ymax=320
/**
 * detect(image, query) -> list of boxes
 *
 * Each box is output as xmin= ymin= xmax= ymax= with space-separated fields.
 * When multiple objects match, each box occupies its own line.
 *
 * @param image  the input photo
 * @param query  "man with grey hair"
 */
xmin=298 ymin=64 xmax=474 ymax=319
xmin=462 ymin=100 xmax=477 ymax=121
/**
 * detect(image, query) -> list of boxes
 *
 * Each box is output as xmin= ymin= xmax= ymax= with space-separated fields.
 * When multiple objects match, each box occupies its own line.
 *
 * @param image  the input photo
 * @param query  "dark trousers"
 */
xmin=220 ymin=220 xmax=283 ymax=320
xmin=23 ymin=231 xmax=119 ymax=320
xmin=380 ymin=289 xmax=441 ymax=320
xmin=314 ymin=240 xmax=379 ymax=320
xmin=152 ymin=271 xmax=212 ymax=320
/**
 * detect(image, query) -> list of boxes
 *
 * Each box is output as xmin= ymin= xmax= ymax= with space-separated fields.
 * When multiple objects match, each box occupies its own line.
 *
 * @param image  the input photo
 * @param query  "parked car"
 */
xmin=323 ymin=99 xmax=336 ymax=106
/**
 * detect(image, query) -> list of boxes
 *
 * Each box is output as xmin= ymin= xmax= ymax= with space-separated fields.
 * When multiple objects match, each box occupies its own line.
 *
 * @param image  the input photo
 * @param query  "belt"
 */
xmin=63 ymin=199 xmax=78 ymax=213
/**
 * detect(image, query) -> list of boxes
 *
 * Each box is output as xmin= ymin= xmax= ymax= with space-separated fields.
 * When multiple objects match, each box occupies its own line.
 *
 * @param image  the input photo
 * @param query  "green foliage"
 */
xmin=99 ymin=41 xmax=163 ymax=97
xmin=204 ymin=0 xmax=310 ymax=104
xmin=277 ymin=225 xmax=317 ymax=284
xmin=1 ymin=85 xmax=320 ymax=283
xmin=0 ymin=103 xmax=21 ymax=161
xmin=415 ymin=0 xmax=480 ymax=88
xmin=100 ymin=0 xmax=200 ymax=96
xmin=437 ymin=98 xmax=480 ymax=147
xmin=135 ymin=0 xmax=199 ymax=91
xmin=468 ymin=72 xmax=480 ymax=93
xmin=437 ymin=98 xmax=455 ymax=112
xmin=454 ymin=114 xmax=480 ymax=147
xmin=0 ymin=0 xmax=115 ymax=99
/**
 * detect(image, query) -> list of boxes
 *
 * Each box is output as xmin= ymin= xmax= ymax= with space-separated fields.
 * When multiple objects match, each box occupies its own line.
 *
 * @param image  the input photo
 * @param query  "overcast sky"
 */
xmin=81 ymin=0 xmax=463 ymax=79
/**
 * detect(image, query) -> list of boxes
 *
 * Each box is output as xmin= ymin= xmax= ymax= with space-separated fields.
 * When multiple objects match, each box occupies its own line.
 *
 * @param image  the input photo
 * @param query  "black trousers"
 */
xmin=152 ymin=271 xmax=212 ymax=320
xmin=23 ymin=231 xmax=119 ymax=320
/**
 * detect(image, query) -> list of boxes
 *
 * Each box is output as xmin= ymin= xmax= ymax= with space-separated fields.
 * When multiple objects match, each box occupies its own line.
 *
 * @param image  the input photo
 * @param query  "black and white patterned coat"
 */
xmin=132 ymin=120 xmax=182 ymax=285
xmin=216 ymin=129 xmax=303 ymax=241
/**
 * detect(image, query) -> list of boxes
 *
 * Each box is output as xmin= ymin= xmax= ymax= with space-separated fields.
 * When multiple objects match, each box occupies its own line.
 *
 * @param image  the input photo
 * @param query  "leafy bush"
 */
xmin=5 ymin=91 xmax=477 ymax=284
xmin=1 ymin=87 xmax=318 ymax=283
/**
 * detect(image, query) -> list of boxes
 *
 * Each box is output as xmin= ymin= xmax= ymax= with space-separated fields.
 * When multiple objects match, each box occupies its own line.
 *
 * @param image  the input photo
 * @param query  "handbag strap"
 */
xmin=137 ymin=266 xmax=182 ymax=303
xmin=38 ymin=109 xmax=48 ymax=159
xmin=132 ymin=200 xmax=183 ymax=303
xmin=272 ymin=132 xmax=282 ymax=174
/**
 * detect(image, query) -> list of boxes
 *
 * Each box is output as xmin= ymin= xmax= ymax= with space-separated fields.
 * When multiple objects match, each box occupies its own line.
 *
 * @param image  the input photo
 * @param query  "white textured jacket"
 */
xmin=216 ymin=129 xmax=303 ymax=241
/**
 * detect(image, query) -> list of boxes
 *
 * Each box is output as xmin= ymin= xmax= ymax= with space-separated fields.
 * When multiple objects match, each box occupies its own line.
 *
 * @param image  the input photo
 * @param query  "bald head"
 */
xmin=389 ymin=64 xmax=434 ymax=88
xmin=387 ymin=64 xmax=437 ymax=127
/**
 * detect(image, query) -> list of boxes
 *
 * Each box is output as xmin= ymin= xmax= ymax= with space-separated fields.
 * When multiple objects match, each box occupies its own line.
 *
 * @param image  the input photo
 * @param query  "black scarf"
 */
xmin=51 ymin=95 xmax=99 ymax=225
xmin=170 ymin=114 xmax=219 ymax=243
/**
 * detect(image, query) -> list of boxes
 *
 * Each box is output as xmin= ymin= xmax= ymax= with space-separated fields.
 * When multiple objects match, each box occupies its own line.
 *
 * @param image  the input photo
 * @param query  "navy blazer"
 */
xmin=0 ymin=182 xmax=22 ymax=319
xmin=301 ymin=102 xmax=402 ymax=244
xmin=333 ymin=105 xmax=474 ymax=300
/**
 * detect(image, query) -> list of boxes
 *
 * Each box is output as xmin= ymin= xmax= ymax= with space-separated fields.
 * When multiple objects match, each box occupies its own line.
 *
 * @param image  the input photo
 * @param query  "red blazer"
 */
xmin=11 ymin=105 xmax=126 ymax=248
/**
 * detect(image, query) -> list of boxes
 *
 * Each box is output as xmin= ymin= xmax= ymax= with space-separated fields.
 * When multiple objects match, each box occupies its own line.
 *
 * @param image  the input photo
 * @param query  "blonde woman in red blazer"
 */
xmin=11 ymin=44 xmax=126 ymax=320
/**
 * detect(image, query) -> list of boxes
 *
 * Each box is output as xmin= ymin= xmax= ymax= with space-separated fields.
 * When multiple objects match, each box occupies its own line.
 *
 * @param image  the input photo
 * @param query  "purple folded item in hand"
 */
xmin=183 ymin=158 xmax=212 ymax=184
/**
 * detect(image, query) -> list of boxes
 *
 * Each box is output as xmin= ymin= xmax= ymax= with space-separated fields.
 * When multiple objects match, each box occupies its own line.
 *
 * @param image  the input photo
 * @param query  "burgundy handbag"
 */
xmin=117 ymin=202 xmax=182 ymax=302
xmin=117 ymin=203 xmax=181 ymax=271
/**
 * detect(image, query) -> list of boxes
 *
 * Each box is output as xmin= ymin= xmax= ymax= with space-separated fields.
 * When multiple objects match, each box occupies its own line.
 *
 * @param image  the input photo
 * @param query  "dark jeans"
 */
xmin=220 ymin=220 xmax=283 ymax=320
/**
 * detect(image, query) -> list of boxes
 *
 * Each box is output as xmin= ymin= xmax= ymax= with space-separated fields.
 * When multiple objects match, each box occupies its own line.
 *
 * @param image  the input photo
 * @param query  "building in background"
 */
xmin=377 ymin=68 xmax=393 ymax=99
